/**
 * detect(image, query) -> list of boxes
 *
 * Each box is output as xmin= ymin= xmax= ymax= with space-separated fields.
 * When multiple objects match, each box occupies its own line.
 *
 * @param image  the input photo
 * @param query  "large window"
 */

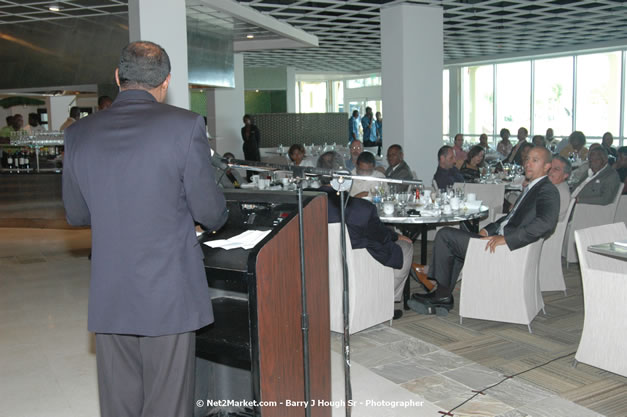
xmin=298 ymin=81 xmax=327 ymax=113
xmin=346 ymin=75 xmax=381 ymax=89
xmin=496 ymin=61 xmax=531 ymax=133
xmin=462 ymin=65 xmax=493 ymax=135
xmin=534 ymin=57 xmax=573 ymax=137
xmin=576 ymin=51 xmax=621 ymax=137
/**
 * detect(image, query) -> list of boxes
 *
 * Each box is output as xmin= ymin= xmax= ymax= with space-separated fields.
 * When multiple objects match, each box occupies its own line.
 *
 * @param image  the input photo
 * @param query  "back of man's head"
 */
xmin=69 ymin=107 xmax=80 ymax=119
xmin=438 ymin=145 xmax=452 ymax=161
xmin=98 ymin=95 xmax=113 ymax=110
xmin=317 ymin=151 xmax=345 ymax=184
xmin=117 ymin=41 xmax=171 ymax=90
xmin=356 ymin=151 xmax=375 ymax=166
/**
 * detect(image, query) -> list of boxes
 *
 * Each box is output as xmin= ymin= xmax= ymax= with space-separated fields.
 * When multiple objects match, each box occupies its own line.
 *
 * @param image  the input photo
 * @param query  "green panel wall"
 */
xmin=245 ymin=90 xmax=287 ymax=114
xmin=190 ymin=90 xmax=207 ymax=117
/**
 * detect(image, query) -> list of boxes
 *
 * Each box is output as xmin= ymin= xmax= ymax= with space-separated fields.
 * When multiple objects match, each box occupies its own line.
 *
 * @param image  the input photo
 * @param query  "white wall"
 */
xmin=207 ymin=53 xmax=245 ymax=157
xmin=49 ymin=95 xmax=77 ymax=131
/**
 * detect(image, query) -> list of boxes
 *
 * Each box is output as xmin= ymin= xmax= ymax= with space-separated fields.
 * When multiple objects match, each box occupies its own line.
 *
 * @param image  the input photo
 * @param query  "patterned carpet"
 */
xmin=390 ymin=242 xmax=627 ymax=417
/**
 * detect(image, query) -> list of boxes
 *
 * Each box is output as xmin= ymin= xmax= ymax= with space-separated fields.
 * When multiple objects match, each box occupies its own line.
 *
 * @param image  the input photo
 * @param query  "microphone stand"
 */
xmin=214 ymin=157 xmax=422 ymax=416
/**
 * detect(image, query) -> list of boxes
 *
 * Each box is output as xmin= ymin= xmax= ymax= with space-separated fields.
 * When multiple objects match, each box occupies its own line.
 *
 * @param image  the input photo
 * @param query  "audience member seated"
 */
xmin=478 ymin=133 xmax=492 ymax=152
xmin=559 ymin=130 xmax=588 ymax=161
xmin=434 ymin=145 xmax=464 ymax=190
xmin=384 ymin=144 xmax=413 ymax=192
xmin=505 ymin=127 xmax=529 ymax=165
xmin=410 ymin=147 xmax=559 ymax=315
xmin=452 ymin=133 xmax=467 ymax=163
xmin=545 ymin=128 xmax=556 ymax=146
xmin=602 ymin=131 xmax=618 ymax=165
xmin=217 ymin=152 xmax=246 ymax=188
xmin=532 ymin=135 xmax=546 ymax=147
xmin=615 ymin=146 xmax=627 ymax=194
xmin=345 ymin=140 xmax=362 ymax=171
xmin=568 ymin=143 xmax=600 ymax=186
xmin=572 ymin=146 xmax=621 ymax=205
xmin=288 ymin=144 xmax=314 ymax=167
xmin=350 ymin=151 xmax=387 ymax=198
xmin=459 ymin=145 xmax=485 ymax=182
xmin=497 ymin=128 xmax=512 ymax=158
xmin=317 ymin=151 xmax=413 ymax=319
xmin=548 ymin=155 xmax=572 ymax=221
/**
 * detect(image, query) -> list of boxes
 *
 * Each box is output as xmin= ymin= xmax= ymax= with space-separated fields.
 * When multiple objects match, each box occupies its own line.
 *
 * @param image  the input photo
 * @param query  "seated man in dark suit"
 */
xmin=571 ymin=146 xmax=621 ymax=205
xmin=385 ymin=144 xmax=414 ymax=192
xmin=434 ymin=145 xmax=464 ymax=190
xmin=411 ymin=146 xmax=559 ymax=315
xmin=317 ymin=151 xmax=414 ymax=319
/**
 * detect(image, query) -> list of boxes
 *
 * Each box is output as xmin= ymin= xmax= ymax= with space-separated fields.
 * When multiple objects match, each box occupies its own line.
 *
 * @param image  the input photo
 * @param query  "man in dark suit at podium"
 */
xmin=410 ymin=146 xmax=559 ymax=315
xmin=317 ymin=151 xmax=414 ymax=319
xmin=63 ymin=41 xmax=227 ymax=417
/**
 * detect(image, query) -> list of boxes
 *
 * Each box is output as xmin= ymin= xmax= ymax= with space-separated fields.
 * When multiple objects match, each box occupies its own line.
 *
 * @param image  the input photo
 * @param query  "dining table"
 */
xmin=379 ymin=203 xmax=490 ymax=309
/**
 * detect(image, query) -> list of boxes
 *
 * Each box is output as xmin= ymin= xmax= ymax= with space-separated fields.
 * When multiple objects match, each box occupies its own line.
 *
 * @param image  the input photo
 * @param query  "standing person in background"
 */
xmin=24 ymin=113 xmax=44 ymax=133
xmin=497 ymin=128 xmax=512 ymax=159
xmin=241 ymin=114 xmax=261 ymax=180
xmin=98 ymin=95 xmax=113 ymax=111
xmin=361 ymin=106 xmax=378 ymax=148
xmin=63 ymin=40 xmax=227 ymax=417
xmin=59 ymin=107 xmax=81 ymax=131
xmin=375 ymin=111 xmax=383 ymax=156
xmin=348 ymin=110 xmax=360 ymax=143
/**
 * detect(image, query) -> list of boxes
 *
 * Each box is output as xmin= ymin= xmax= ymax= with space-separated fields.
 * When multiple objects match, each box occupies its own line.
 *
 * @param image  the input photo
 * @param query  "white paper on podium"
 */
xmin=203 ymin=229 xmax=272 ymax=250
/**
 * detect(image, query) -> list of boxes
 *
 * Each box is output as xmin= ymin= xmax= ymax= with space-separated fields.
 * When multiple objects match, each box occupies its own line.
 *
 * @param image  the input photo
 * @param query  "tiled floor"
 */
xmin=0 ymin=227 xmax=624 ymax=417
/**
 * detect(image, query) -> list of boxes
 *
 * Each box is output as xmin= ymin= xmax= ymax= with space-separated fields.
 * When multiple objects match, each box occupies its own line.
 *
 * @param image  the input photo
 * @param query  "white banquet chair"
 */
xmin=539 ymin=198 xmax=576 ymax=294
xmin=327 ymin=223 xmax=394 ymax=334
xmin=459 ymin=238 xmax=545 ymax=333
xmin=574 ymin=223 xmax=627 ymax=377
xmin=614 ymin=194 xmax=627 ymax=226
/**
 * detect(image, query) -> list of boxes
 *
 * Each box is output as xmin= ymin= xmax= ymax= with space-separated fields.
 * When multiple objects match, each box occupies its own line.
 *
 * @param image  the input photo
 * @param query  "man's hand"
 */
xmin=397 ymin=234 xmax=412 ymax=244
xmin=478 ymin=228 xmax=488 ymax=237
xmin=481 ymin=235 xmax=506 ymax=253
xmin=354 ymin=191 xmax=369 ymax=198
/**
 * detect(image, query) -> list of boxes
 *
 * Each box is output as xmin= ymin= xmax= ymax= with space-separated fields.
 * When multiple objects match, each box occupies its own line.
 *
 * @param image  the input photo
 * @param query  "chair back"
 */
xmin=615 ymin=194 xmax=627 ymax=225
xmin=460 ymin=238 xmax=544 ymax=326
xmin=539 ymin=198 xmax=576 ymax=292
xmin=455 ymin=182 xmax=506 ymax=225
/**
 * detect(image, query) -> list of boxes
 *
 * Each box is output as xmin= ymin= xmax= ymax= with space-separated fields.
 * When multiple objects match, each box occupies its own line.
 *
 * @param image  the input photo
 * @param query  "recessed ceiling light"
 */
xmin=49 ymin=4 xmax=61 ymax=12
xmin=246 ymin=34 xmax=254 ymax=39
xmin=255 ymin=89 xmax=259 ymax=93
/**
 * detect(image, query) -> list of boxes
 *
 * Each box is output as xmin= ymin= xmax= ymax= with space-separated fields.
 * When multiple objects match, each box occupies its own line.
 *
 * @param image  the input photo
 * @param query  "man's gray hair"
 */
xmin=552 ymin=155 xmax=572 ymax=176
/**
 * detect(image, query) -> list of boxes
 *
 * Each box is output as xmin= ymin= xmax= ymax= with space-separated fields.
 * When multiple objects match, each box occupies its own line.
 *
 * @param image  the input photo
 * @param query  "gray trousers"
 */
xmin=393 ymin=239 xmax=414 ymax=302
xmin=96 ymin=332 xmax=195 ymax=417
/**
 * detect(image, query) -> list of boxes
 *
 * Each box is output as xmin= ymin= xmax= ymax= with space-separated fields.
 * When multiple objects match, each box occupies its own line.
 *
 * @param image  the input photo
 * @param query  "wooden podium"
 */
xmin=196 ymin=190 xmax=331 ymax=417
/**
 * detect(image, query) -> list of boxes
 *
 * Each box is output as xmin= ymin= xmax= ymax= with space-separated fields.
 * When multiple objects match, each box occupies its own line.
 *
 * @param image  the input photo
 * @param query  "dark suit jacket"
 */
xmin=385 ymin=160 xmax=413 ymax=180
xmin=63 ymin=89 xmax=227 ymax=336
xmin=321 ymin=186 xmax=402 ymax=269
xmin=574 ymin=164 xmax=621 ymax=205
xmin=484 ymin=176 xmax=559 ymax=251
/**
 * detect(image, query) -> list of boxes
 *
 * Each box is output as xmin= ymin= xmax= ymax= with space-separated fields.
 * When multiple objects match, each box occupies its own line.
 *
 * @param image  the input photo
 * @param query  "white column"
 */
xmin=128 ymin=0 xmax=189 ymax=109
xmin=449 ymin=68 xmax=461 ymax=141
xmin=381 ymin=3 xmax=443 ymax=183
xmin=207 ymin=54 xmax=245 ymax=157
xmin=286 ymin=66 xmax=296 ymax=113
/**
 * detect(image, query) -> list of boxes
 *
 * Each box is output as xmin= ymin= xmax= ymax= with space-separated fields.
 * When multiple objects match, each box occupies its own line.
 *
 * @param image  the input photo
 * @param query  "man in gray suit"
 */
xmin=385 ymin=144 xmax=413 ymax=192
xmin=572 ymin=146 xmax=621 ymax=205
xmin=410 ymin=147 xmax=559 ymax=314
xmin=63 ymin=41 xmax=227 ymax=417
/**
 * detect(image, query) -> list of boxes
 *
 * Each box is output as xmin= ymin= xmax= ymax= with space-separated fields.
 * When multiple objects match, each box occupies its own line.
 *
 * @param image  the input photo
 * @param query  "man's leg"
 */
xmin=140 ymin=332 xmax=196 ymax=417
xmin=96 ymin=333 xmax=144 ymax=417
xmin=393 ymin=239 xmax=414 ymax=302
xmin=427 ymin=227 xmax=480 ymax=297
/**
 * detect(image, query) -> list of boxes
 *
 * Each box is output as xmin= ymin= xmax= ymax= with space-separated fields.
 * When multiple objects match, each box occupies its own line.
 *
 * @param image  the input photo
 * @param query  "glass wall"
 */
xmin=576 ymin=51 xmax=621 ymax=138
xmin=460 ymin=49 xmax=626 ymax=146
xmin=534 ymin=57 xmax=573 ymax=137
xmin=496 ymin=61 xmax=530 ymax=133
xmin=462 ymin=65 xmax=493 ymax=136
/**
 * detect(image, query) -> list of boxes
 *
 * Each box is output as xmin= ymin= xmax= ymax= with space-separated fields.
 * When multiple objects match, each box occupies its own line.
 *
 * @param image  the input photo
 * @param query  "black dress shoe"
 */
xmin=407 ymin=296 xmax=454 ymax=316
xmin=393 ymin=309 xmax=403 ymax=320
xmin=411 ymin=292 xmax=453 ymax=305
